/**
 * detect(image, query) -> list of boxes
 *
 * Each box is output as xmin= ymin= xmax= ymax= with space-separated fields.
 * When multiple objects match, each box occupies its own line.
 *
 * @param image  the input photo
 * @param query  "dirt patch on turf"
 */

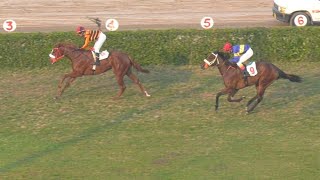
xmin=0 ymin=0 xmax=285 ymax=33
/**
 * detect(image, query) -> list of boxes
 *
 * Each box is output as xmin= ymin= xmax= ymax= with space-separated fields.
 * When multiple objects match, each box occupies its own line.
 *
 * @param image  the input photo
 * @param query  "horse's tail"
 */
xmin=277 ymin=68 xmax=302 ymax=83
xmin=129 ymin=56 xmax=150 ymax=73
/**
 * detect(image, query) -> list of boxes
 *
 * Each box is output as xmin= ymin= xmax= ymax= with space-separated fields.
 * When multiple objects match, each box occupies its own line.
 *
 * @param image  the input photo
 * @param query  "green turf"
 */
xmin=0 ymin=63 xmax=319 ymax=179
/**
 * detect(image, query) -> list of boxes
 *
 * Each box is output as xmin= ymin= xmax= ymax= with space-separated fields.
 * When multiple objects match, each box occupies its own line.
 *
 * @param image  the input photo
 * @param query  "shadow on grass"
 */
xmin=53 ymin=65 xmax=194 ymax=99
xmin=0 ymin=66 xmax=195 ymax=173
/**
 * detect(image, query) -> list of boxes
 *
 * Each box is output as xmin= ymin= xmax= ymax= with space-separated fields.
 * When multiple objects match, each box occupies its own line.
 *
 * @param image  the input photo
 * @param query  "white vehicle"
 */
xmin=272 ymin=0 xmax=320 ymax=26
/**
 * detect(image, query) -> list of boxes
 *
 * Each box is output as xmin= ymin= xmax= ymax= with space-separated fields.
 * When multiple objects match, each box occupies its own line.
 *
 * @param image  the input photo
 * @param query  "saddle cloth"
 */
xmin=91 ymin=50 xmax=109 ymax=60
xmin=246 ymin=62 xmax=258 ymax=76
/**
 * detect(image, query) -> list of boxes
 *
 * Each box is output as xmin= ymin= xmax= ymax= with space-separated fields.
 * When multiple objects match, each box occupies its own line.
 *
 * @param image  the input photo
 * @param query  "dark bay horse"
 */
xmin=200 ymin=51 xmax=302 ymax=113
xmin=49 ymin=43 xmax=151 ymax=99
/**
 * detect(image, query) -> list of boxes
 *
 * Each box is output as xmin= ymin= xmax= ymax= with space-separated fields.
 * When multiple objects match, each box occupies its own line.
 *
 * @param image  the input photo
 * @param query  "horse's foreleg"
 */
xmin=60 ymin=77 xmax=76 ymax=95
xmin=57 ymin=74 xmax=69 ymax=90
xmin=127 ymin=72 xmax=150 ymax=97
xmin=227 ymin=89 xmax=245 ymax=102
xmin=56 ymin=74 xmax=69 ymax=99
xmin=215 ymin=88 xmax=230 ymax=111
xmin=56 ymin=72 xmax=78 ymax=99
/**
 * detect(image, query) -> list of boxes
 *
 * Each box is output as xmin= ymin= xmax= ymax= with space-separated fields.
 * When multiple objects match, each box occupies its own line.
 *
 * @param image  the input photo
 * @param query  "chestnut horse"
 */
xmin=49 ymin=43 xmax=151 ymax=99
xmin=200 ymin=51 xmax=302 ymax=113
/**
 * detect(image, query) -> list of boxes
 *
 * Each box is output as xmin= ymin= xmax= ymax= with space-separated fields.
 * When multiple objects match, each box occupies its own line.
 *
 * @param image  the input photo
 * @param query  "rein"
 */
xmin=227 ymin=65 xmax=236 ymax=71
xmin=71 ymin=49 xmax=86 ymax=60
xmin=203 ymin=52 xmax=236 ymax=77
xmin=49 ymin=45 xmax=94 ymax=64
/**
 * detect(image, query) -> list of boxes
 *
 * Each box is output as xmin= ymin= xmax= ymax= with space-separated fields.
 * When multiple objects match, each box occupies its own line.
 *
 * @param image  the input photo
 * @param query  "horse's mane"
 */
xmin=214 ymin=51 xmax=232 ymax=64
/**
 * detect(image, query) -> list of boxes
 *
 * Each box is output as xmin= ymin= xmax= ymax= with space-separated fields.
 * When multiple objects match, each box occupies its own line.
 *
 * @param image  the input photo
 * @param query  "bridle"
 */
xmin=203 ymin=52 xmax=220 ymax=66
xmin=49 ymin=47 xmax=65 ymax=64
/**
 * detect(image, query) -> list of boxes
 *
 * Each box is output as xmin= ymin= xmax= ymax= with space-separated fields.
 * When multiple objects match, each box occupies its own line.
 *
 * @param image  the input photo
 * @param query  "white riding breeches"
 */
xmin=237 ymin=48 xmax=253 ymax=66
xmin=93 ymin=32 xmax=107 ymax=53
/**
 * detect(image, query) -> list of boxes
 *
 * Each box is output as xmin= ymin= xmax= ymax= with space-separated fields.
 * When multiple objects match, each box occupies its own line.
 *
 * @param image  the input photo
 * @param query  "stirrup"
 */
xmin=242 ymin=70 xmax=249 ymax=77
xmin=94 ymin=60 xmax=100 ymax=65
xmin=94 ymin=53 xmax=100 ymax=65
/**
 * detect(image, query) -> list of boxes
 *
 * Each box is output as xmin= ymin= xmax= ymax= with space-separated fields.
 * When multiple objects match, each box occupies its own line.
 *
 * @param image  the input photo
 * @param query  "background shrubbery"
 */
xmin=0 ymin=27 xmax=319 ymax=68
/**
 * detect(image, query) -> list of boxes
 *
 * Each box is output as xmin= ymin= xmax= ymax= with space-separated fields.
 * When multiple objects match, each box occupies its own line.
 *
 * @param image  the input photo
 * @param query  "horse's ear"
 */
xmin=213 ymin=51 xmax=224 ymax=58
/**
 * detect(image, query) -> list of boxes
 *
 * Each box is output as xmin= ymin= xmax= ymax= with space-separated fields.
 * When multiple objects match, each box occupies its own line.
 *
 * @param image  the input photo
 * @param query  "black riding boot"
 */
xmin=243 ymin=69 xmax=250 ymax=77
xmin=242 ymin=69 xmax=249 ymax=83
xmin=94 ymin=52 xmax=100 ymax=65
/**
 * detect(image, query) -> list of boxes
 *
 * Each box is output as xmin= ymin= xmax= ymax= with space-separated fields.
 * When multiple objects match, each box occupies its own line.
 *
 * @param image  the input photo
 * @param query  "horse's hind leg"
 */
xmin=246 ymin=79 xmax=275 ymax=113
xmin=127 ymin=72 xmax=150 ymax=97
xmin=227 ymin=89 xmax=245 ymax=102
xmin=246 ymin=95 xmax=258 ymax=113
xmin=246 ymin=88 xmax=265 ymax=113
xmin=114 ymin=74 xmax=126 ymax=99
xmin=246 ymin=95 xmax=258 ymax=108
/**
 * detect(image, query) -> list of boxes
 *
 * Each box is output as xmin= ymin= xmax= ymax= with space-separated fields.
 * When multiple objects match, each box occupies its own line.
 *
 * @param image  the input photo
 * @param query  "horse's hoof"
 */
xmin=144 ymin=91 xmax=151 ymax=97
xmin=245 ymin=107 xmax=252 ymax=115
xmin=112 ymin=96 xmax=120 ymax=100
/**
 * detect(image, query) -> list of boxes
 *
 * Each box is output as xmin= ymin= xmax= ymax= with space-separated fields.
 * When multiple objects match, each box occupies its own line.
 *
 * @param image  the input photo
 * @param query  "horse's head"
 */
xmin=49 ymin=44 xmax=66 ymax=64
xmin=200 ymin=51 xmax=219 ymax=70
xmin=200 ymin=51 xmax=230 ymax=70
xmin=49 ymin=43 xmax=78 ymax=64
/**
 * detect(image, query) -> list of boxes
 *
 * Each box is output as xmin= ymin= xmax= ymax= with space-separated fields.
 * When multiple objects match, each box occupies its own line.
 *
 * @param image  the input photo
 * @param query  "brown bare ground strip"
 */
xmin=0 ymin=0 xmax=284 ymax=32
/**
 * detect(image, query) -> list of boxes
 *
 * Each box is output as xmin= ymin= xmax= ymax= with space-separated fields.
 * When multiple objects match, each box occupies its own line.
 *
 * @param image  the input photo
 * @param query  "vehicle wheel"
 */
xmin=290 ymin=12 xmax=311 ymax=26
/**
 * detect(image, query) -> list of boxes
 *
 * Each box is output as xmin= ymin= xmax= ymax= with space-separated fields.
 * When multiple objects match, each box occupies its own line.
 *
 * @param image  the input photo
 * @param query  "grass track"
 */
xmin=0 ymin=63 xmax=319 ymax=179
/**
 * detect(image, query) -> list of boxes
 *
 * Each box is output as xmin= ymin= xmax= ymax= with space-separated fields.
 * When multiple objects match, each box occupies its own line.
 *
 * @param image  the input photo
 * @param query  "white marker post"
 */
xmin=200 ymin=17 xmax=214 ymax=29
xmin=3 ymin=20 xmax=17 ymax=32
xmin=105 ymin=19 xmax=119 ymax=31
